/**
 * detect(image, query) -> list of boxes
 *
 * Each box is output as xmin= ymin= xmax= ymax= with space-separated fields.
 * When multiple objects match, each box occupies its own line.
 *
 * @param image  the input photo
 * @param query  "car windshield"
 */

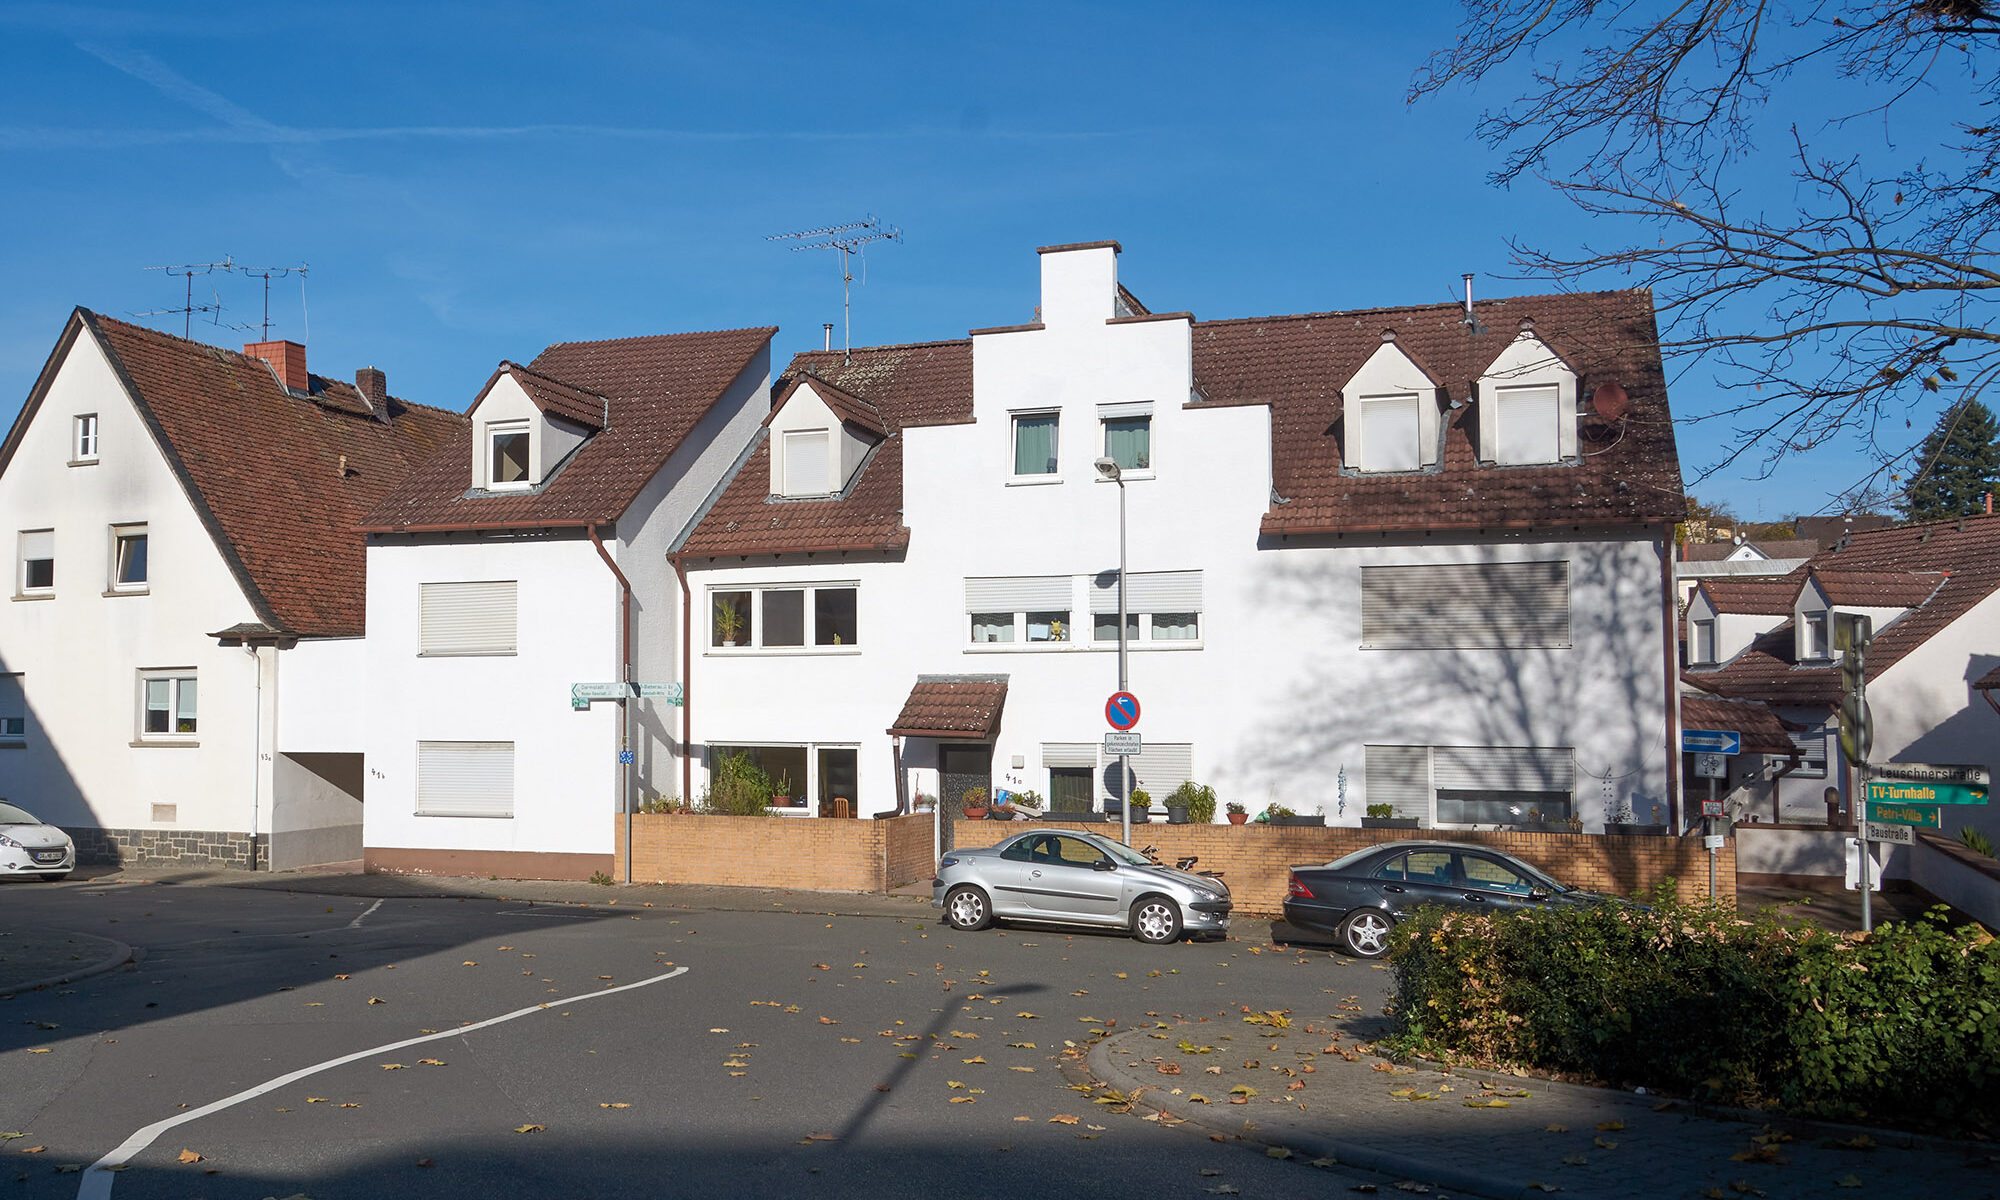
xmin=0 ymin=803 xmax=39 ymax=825
xmin=1098 ymin=839 xmax=1154 ymax=867
xmin=1323 ymin=846 xmax=1382 ymax=872
xmin=1500 ymin=855 xmax=1571 ymax=892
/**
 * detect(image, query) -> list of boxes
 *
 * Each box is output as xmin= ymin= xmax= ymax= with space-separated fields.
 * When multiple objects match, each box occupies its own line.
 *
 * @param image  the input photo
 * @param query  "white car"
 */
xmin=932 ymin=829 xmax=1232 ymax=943
xmin=0 ymin=803 xmax=75 ymax=881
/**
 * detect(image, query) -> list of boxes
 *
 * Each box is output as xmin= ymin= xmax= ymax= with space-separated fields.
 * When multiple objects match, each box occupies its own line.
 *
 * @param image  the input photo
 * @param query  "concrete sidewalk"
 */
xmin=1090 ymin=1019 xmax=2000 ymax=1200
xmin=0 ymin=928 xmax=132 ymax=996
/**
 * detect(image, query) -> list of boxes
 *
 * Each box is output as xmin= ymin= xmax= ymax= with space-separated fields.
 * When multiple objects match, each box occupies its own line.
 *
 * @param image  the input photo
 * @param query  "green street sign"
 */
xmin=1865 ymin=778 xmax=1988 ymax=807
xmin=1865 ymin=799 xmax=1942 ymax=828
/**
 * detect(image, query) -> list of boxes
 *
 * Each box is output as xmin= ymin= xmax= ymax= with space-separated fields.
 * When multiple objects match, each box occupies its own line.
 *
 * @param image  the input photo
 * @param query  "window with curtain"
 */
xmin=139 ymin=672 xmax=197 ymax=740
xmin=1103 ymin=415 xmax=1150 ymax=471
xmin=1012 ymin=412 xmax=1059 ymax=476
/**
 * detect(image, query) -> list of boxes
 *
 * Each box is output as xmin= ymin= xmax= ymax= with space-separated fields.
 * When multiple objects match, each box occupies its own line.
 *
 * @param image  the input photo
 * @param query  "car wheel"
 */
xmin=943 ymin=884 xmax=993 ymax=932
xmin=1339 ymin=909 xmax=1394 ymax=959
xmin=1130 ymin=895 xmax=1182 ymax=944
xmin=38 ymin=872 xmax=71 ymax=882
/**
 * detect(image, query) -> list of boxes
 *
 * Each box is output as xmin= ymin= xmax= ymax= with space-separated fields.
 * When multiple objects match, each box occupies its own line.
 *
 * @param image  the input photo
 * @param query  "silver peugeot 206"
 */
xmin=932 ymin=828 xmax=1231 ymax=944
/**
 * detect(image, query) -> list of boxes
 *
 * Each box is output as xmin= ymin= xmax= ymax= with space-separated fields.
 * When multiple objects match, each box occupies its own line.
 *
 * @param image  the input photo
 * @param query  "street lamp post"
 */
xmin=1094 ymin=455 xmax=1131 ymax=846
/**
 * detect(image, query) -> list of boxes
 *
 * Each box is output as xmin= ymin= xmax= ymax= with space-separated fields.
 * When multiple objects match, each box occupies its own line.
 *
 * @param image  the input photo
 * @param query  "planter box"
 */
xmin=1272 ymin=815 xmax=1326 ymax=827
xmin=1361 ymin=817 xmax=1420 ymax=829
xmin=1605 ymin=823 xmax=1667 ymax=836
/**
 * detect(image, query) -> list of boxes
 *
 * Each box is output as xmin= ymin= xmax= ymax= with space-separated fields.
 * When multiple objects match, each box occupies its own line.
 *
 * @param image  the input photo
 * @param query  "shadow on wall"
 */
xmin=1229 ymin=538 xmax=1667 ymax=828
xmin=0 ymin=645 xmax=94 ymax=835
xmin=1891 ymin=651 xmax=2000 ymax=846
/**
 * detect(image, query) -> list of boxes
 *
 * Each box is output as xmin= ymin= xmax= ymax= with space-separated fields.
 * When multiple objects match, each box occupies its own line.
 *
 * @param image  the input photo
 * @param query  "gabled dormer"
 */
xmin=1687 ymin=578 xmax=1793 ymax=666
xmin=1340 ymin=331 xmax=1447 ymax=473
xmin=766 ymin=374 xmax=887 ymax=498
xmin=1475 ymin=320 xmax=1579 ymax=466
xmin=466 ymin=363 xmax=606 ymax=492
xmin=1794 ymin=568 xmax=1943 ymax=661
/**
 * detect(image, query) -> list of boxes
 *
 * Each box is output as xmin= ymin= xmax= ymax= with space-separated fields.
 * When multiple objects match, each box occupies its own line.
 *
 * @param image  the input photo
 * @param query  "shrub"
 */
xmin=961 ymin=787 xmax=988 ymax=810
xmin=1366 ymin=803 xmax=1394 ymax=819
xmin=1961 ymin=825 xmax=1996 ymax=857
xmin=698 ymin=751 xmax=775 ymax=816
xmin=1167 ymin=780 xmax=1218 ymax=824
xmin=1386 ymin=900 xmax=2000 ymax=1133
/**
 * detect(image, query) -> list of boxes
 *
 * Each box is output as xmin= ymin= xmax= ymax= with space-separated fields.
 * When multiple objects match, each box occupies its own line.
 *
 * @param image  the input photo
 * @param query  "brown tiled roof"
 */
xmin=362 ymin=326 xmax=775 ymax=531
xmin=1976 ymin=664 xmax=2000 ymax=690
xmin=1680 ymin=538 xmax=1818 ymax=562
xmin=493 ymin=362 xmax=607 ymax=431
xmin=1687 ymin=514 xmax=2000 ymax=706
xmin=16 ymin=312 xmax=464 ymax=638
xmin=1698 ymin=573 xmax=1806 ymax=615
xmin=887 ymin=675 xmax=1009 ymax=739
xmin=1808 ymin=568 xmax=1946 ymax=608
xmin=1191 ymin=289 xmax=1682 ymax=534
xmin=677 ymin=340 xmax=972 ymax=557
xmin=1680 ymin=695 xmax=1801 ymax=757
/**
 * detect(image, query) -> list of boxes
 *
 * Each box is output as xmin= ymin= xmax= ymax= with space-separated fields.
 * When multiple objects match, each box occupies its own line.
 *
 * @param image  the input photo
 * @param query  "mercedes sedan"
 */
xmin=0 ymin=803 xmax=75 ymax=882
xmin=934 ymin=829 xmax=1232 ymax=944
xmin=1284 ymin=840 xmax=1610 ymax=958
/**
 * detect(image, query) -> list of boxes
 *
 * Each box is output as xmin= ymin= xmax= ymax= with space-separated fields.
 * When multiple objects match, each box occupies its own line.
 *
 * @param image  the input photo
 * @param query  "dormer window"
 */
xmin=782 ymin=429 xmax=831 ymax=496
xmin=1357 ymin=394 xmax=1422 ymax=472
xmin=1340 ymin=333 xmax=1444 ymax=474
xmin=1800 ymin=609 xmax=1830 ymax=661
xmin=488 ymin=422 xmax=531 ymax=489
xmin=1477 ymin=326 xmax=1579 ymax=466
xmin=1493 ymin=384 xmax=1562 ymax=464
xmin=1691 ymin=618 xmax=1716 ymax=665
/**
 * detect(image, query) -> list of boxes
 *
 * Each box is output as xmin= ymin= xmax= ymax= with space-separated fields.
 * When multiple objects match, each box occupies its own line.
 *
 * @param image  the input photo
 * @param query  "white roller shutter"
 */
xmin=420 ymin=581 xmax=518 ymax=655
xmin=965 ymin=576 xmax=1071 ymax=611
xmin=1360 ymin=561 xmax=1569 ymax=649
xmin=416 ymin=741 xmax=515 ymax=817
xmin=1431 ymin=746 xmax=1574 ymax=793
xmin=1041 ymin=742 xmax=1097 ymax=769
xmin=1101 ymin=742 xmax=1193 ymax=803
xmin=1496 ymin=384 xmax=1562 ymax=464
xmin=1365 ymin=745 xmax=1431 ymax=821
xmin=1089 ymin=570 xmax=1202 ymax=613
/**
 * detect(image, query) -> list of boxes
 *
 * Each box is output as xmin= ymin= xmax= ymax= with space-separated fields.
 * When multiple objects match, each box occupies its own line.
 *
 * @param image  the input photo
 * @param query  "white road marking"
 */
xmin=76 ymin=965 xmax=690 ymax=1200
xmin=346 ymin=899 xmax=385 ymax=929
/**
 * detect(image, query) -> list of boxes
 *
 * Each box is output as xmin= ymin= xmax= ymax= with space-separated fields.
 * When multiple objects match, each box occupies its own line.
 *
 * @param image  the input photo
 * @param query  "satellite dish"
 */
xmin=1591 ymin=382 xmax=1631 ymax=420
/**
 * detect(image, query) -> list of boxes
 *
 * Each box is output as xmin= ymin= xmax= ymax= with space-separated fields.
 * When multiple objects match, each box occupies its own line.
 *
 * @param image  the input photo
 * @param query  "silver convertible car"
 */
xmin=933 ymin=829 xmax=1232 ymax=943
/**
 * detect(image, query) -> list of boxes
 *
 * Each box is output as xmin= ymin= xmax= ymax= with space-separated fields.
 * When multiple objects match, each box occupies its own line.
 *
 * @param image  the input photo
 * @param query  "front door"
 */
xmin=939 ymin=744 xmax=993 ymax=812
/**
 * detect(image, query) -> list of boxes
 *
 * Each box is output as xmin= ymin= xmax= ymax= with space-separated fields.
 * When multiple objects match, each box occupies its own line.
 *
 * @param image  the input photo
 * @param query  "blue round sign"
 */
xmin=1106 ymin=691 xmax=1141 ymax=731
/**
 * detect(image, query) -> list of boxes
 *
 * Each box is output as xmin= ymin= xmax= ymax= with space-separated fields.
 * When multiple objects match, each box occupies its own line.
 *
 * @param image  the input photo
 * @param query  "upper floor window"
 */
xmin=0 ymin=715 xmax=23 ymax=745
xmin=1800 ymin=610 xmax=1830 ymax=661
xmin=782 ymin=429 xmax=831 ymax=496
xmin=711 ymin=583 xmax=858 ymax=651
xmin=1357 ymin=394 xmax=1422 ymax=472
xmin=138 ymin=670 xmax=197 ymax=741
xmin=1011 ymin=412 xmax=1060 ymax=478
xmin=110 ymin=524 xmax=148 ymax=592
xmin=1493 ymin=384 xmax=1562 ymax=465
xmin=966 ymin=575 xmax=1072 ymax=645
xmin=1089 ymin=569 xmax=1202 ymax=643
xmin=1476 ymin=328 xmax=1579 ymax=466
xmin=1690 ymin=618 xmax=1717 ymax=665
xmin=488 ymin=423 xmax=531 ymax=489
xmin=420 ymin=581 xmax=518 ymax=655
xmin=1790 ymin=727 xmax=1828 ymax=779
xmin=1361 ymin=561 xmax=1571 ymax=649
xmin=73 ymin=414 xmax=99 ymax=463
xmin=17 ymin=530 xmax=53 ymax=596
xmin=1099 ymin=403 xmax=1151 ymax=473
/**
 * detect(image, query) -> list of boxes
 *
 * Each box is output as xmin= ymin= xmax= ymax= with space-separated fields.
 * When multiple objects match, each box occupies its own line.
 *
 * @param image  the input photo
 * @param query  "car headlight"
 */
xmin=0 ymin=834 xmax=20 ymax=850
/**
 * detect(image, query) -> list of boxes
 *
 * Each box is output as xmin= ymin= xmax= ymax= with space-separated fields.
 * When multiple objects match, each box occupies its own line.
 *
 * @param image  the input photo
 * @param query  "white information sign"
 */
xmin=1865 ymin=822 xmax=1914 ymax=846
xmin=1103 ymin=731 xmax=1142 ymax=756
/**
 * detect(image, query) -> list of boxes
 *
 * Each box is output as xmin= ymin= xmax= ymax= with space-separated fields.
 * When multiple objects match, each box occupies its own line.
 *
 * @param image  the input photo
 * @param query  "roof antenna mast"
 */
xmin=767 ymin=216 xmax=901 ymax=363
xmin=139 ymin=255 xmax=237 ymax=339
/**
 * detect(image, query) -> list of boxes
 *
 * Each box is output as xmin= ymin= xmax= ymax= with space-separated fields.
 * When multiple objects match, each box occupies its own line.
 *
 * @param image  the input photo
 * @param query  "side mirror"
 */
xmin=1092 ymin=859 xmax=1118 ymax=872
xmin=1528 ymin=889 xmax=1550 ymax=902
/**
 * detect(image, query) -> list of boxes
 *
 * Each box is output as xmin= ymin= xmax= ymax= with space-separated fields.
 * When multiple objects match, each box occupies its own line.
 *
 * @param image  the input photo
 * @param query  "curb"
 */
xmin=1087 ymin=1032 xmax=1542 ymax=1200
xmin=0 ymin=936 xmax=135 ymax=998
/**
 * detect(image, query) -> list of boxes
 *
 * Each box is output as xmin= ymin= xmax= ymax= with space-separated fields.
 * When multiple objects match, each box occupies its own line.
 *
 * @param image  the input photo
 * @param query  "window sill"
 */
xmin=964 ymin=641 xmax=1203 ymax=653
xmin=1093 ymin=471 xmax=1155 ymax=482
xmin=68 ymin=458 xmax=99 ymax=468
xmin=704 ymin=646 xmax=863 ymax=657
xmin=414 ymin=810 xmax=515 ymax=819
xmin=417 ymin=650 xmax=519 ymax=658
xmin=0 ymin=741 xmax=25 ymax=750
xmin=102 ymin=587 xmax=150 ymax=598
xmin=11 ymin=593 xmax=54 ymax=602
xmin=131 ymin=739 xmax=199 ymax=748
xmin=1005 ymin=476 xmax=1063 ymax=487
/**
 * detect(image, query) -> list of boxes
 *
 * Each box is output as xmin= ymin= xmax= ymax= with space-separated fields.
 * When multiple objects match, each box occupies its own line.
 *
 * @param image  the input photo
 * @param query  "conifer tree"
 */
xmin=1900 ymin=400 xmax=2000 ymax=522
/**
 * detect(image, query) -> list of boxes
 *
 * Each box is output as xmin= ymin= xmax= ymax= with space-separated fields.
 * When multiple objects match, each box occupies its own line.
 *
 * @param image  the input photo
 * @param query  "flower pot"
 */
xmin=1361 ymin=817 xmax=1419 ymax=829
xmin=1166 ymin=805 xmax=1190 ymax=825
xmin=962 ymin=807 xmax=988 ymax=820
xmin=1227 ymin=812 xmax=1249 ymax=825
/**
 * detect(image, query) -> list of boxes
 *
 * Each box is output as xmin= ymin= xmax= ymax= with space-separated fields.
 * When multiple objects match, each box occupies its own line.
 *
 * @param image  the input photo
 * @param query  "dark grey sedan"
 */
xmin=1283 ymin=840 xmax=1609 ymax=958
xmin=933 ymin=829 xmax=1232 ymax=943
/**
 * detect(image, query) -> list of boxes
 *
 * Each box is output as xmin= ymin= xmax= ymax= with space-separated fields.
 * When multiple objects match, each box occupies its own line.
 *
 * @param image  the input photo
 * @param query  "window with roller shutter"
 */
xmin=416 ymin=741 xmax=515 ymax=817
xmin=1360 ymin=561 xmax=1569 ymax=649
xmin=419 ymin=581 xmax=518 ymax=656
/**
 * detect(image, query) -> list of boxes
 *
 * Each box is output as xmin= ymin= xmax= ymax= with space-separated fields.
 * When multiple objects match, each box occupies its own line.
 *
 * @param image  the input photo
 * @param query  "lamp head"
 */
xmin=1093 ymin=456 xmax=1121 ymax=482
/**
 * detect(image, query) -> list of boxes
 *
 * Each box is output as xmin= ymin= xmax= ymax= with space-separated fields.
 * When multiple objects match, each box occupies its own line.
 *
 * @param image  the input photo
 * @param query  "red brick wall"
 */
xmin=949 ymin=819 xmax=1734 ymax=915
xmin=619 ymin=813 xmax=939 ymax=891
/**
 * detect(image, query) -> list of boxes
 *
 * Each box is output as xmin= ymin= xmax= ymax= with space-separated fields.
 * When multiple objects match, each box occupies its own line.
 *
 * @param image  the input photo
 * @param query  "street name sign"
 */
xmin=1105 ymin=691 xmax=1141 ymax=731
xmin=1866 ymin=763 xmax=1989 ymax=804
xmin=1682 ymin=729 xmax=1741 ymax=755
xmin=1104 ymin=731 xmax=1142 ymax=756
xmin=1865 ymin=800 xmax=1942 ymax=829
xmin=571 ymin=681 xmax=685 ymax=709
xmin=636 ymin=682 xmax=685 ymax=705
xmin=1865 ymin=823 xmax=1914 ymax=846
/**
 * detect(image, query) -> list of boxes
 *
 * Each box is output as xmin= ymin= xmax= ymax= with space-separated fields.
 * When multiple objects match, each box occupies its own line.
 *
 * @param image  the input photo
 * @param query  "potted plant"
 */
xmin=1360 ymin=802 xmax=1419 ymax=830
xmin=1166 ymin=780 xmax=1217 ymax=825
xmin=713 ymin=598 xmax=746 ymax=648
xmin=1129 ymin=787 xmax=1154 ymax=822
xmin=961 ymin=787 xmax=989 ymax=820
xmin=912 ymin=791 xmax=937 ymax=814
xmin=1225 ymin=802 xmax=1249 ymax=826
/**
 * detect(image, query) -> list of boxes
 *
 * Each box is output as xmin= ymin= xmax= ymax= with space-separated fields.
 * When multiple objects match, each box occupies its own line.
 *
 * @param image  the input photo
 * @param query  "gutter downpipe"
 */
xmin=587 ymin=527 xmax=635 ymax=884
xmin=671 ymin=554 xmax=694 ymax=813
xmin=244 ymin=643 xmax=262 ymax=872
xmin=1661 ymin=527 xmax=1684 ymax=833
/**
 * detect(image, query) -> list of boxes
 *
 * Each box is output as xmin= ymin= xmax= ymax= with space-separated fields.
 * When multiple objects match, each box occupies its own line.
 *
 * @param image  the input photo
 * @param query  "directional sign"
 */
xmin=1681 ymin=729 xmax=1741 ymax=755
xmin=571 ymin=681 xmax=627 ymax=710
xmin=1104 ymin=731 xmax=1142 ymax=756
xmin=1866 ymin=800 xmax=1942 ymax=829
xmin=1865 ymin=823 xmax=1914 ymax=846
xmin=1868 ymin=762 xmax=1990 ymax=800
xmin=636 ymin=682 xmax=685 ymax=706
xmin=1867 ymin=778 xmax=1988 ymax=807
xmin=1105 ymin=691 xmax=1141 ymax=731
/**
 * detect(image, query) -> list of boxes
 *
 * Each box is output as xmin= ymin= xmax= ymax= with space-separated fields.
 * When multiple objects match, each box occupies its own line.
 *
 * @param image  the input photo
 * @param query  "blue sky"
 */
xmin=0 ymin=2 xmax=1896 ymax=520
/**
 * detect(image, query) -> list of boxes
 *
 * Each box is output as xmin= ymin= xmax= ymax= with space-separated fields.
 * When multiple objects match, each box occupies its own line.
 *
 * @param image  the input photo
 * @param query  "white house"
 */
xmin=355 ymin=326 xmax=775 ymax=879
xmin=1685 ymin=515 xmax=2000 ymax=839
xmin=672 ymin=242 xmax=1686 ymax=832
xmin=0 ymin=310 xmax=460 ymax=871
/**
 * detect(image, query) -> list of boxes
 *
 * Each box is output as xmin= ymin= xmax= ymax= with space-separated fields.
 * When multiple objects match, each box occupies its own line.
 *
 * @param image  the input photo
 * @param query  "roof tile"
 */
xmin=887 ymin=675 xmax=1009 ymax=739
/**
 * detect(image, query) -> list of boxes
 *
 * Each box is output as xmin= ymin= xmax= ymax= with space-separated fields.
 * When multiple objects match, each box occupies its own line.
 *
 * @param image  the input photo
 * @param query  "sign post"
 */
xmin=1684 ymin=731 xmax=1739 ymax=898
xmin=1106 ymin=692 xmax=1141 ymax=839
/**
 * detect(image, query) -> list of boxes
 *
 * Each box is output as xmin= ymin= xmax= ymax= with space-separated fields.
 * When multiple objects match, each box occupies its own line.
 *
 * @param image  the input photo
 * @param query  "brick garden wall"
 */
xmin=620 ymin=813 xmax=938 ymax=892
xmin=948 ymin=819 xmax=1734 ymax=915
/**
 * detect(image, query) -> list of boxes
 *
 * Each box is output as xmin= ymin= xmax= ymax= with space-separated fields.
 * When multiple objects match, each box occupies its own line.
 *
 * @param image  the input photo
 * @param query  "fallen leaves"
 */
xmin=513 ymin=1124 xmax=544 ymax=1134
xmin=1048 ymin=1114 xmax=1080 ymax=1125
xmin=176 ymin=1150 xmax=202 ymax=1164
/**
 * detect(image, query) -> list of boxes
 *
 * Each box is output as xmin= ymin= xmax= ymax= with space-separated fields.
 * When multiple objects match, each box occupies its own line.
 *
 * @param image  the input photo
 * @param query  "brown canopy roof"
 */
xmin=887 ymin=675 xmax=1009 ymax=739
xmin=1680 ymin=695 xmax=1801 ymax=757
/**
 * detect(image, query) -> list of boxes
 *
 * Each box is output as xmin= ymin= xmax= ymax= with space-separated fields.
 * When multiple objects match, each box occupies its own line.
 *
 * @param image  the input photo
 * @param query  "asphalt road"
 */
xmin=3 ymin=879 xmax=1401 ymax=1200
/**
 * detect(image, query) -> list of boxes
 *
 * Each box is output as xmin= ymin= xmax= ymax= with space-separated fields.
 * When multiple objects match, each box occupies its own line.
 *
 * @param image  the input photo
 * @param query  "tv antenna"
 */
xmin=140 ymin=256 xmax=311 ymax=342
xmin=767 ymin=215 xmax=901 ymax=362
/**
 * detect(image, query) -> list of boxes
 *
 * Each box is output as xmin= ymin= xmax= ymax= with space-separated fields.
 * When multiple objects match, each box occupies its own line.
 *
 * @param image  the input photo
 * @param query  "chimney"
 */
xmin=823 ymin=323 xmax=834 ymax=352
xmin=245 ymin=340 xmax=308 ymax=393
xmin=1463 ymin=273 xmax=1475 ymax=321
xmin=356 ymin=366 xmax=389 ymax=418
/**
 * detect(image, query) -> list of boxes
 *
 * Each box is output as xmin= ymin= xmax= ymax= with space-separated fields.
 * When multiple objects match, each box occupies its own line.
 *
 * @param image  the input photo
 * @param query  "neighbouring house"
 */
xmin=670 ymin=242 xmax=1686 ymax=834
xmin=1674 ymin=536 xmax=1817 ymax=618
xmin=1684 ymin=514 xmax=2000 ymax=840
xmin=0 ymin=311 xmax=460 ymax=870
xmin=355 ymin=325 xmax=776 ymax=879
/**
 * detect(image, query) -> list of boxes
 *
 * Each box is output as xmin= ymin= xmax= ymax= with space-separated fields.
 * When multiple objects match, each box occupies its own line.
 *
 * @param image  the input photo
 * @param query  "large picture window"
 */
xmin=1360 ymin=561 xmax=1570 ymax=649
xmin=710 ymin=584 xmax=859 ymax=650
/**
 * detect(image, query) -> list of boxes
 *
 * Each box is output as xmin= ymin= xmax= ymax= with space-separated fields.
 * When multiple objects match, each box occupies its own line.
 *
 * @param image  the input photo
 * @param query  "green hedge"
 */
xmin=1386 ymin=901 xmax=2000 ymax=1132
